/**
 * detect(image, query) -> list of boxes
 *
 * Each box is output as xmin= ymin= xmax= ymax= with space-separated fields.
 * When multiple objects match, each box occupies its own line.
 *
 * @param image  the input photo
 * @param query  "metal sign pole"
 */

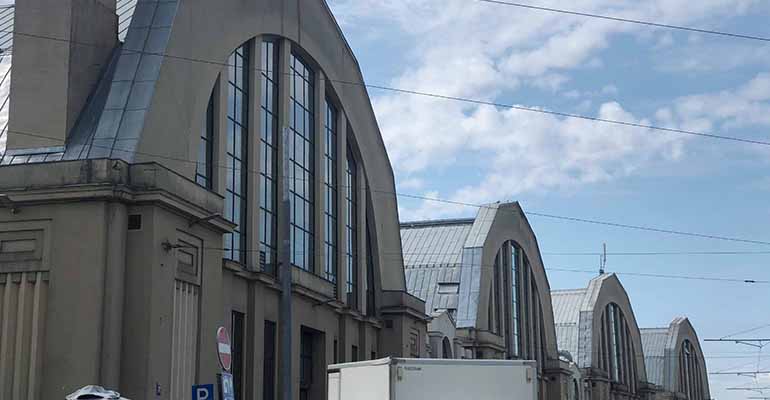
xmin=279 ymin=127 xmax=293 ymax=400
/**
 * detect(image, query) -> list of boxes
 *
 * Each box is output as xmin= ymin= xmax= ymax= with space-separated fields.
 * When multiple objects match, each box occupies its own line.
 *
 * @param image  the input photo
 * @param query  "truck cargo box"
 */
xmin=328 ymin=357 xmax=538 ymax=400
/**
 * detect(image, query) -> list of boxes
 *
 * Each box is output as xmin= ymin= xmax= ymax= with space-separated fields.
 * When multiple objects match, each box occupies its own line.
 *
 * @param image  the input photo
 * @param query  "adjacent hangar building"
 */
xmin=0 ymin=1 xmax=427 ymax=399
xmin=400 ymin=202 xmax=572 ymax=400
xmin=641 ymin=318 xmax=711 ymax=400
xmin=551 ymin=274 xmax=657 ymax=400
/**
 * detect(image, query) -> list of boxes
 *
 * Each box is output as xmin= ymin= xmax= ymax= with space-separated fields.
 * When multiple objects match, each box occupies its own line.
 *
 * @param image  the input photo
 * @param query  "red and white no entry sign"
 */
xmin=217 ymin=327 xmax=232 ymax=372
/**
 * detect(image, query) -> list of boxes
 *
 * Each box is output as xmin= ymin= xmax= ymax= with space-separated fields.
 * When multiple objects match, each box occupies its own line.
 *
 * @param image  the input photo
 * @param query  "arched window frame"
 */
xmin=679 ymin=339 xmax=704 ymax=400
xmin=201 ymin=37 xmax=374 ymax=313
xmin=600 ymin=303 xmax=638 ymax=392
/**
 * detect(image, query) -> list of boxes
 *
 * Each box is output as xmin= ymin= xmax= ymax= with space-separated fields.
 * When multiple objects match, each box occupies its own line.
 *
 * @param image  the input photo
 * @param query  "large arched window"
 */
xmin=679 ymin=340 xmax=705 ymax=400
xmin=600 ymin=303 xmax=638 ymax=393
xmin=201 ymin=37 xmax=371 ymax=311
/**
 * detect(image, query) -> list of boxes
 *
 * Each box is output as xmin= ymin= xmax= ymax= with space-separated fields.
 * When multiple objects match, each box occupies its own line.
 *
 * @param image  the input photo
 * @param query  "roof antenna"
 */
xmin=599 ymin=243 xmax=606 ymax=275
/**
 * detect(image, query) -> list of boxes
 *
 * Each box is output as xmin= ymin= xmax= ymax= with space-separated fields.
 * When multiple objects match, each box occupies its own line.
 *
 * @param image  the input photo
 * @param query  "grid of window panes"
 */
xmin=195 ymin=94 xmax=214 ymax=189
xmin=493 ymin=253 xmax=502 ymax=334
xmin=601 ymin=302 xmax=637 ymax=392
xmin=259 ymin=41 xmax=278 ymax=273
xmin=510 ymin=244 xmax=520 ymax=357
xmin=345 ymin=148 xmax=358 ymax=309
xmin=679 ymin=340 xmax=704 ymax=400
xmin=224 ymin=44 xmax=249 ymax=262
xmin=323 ymin=100 xmax=338 ymax=282
xmin=608 ymin=303 xmax=620 ymax=381
xmin=288 ymin=54 xmax=315 ymax=271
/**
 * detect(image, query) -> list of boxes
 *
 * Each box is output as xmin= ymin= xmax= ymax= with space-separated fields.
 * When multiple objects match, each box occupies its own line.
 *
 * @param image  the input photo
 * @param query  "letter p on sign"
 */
xmin=192 ymin=384 xmax=214 ymax=400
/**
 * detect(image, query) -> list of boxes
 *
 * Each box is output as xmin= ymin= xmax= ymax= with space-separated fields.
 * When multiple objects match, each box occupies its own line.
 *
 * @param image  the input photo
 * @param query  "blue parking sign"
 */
xmin=192 ymin=384 xmax=214 ymax=400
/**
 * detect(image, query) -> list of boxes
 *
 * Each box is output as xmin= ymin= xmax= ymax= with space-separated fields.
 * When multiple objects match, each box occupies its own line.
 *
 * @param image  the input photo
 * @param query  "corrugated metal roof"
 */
xmin=400 ymin=220 xmax=473 ymax=267
xmin=551 ymin=289 xmax=586 ymax=325
xmin=641 ymin=327 xmax=670 ymax=386
xmin=405 ymin=263 xmax=462 ymax=315
xmin=401 ymin=219 xmax=471 ymax=315
xmin=551 ymin=289 xmax=587 ymax=360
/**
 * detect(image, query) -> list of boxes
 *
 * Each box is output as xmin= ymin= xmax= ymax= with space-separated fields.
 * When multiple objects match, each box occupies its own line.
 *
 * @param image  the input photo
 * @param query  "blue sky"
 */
xmin=327 ymin=0 xmax=770 ymax=397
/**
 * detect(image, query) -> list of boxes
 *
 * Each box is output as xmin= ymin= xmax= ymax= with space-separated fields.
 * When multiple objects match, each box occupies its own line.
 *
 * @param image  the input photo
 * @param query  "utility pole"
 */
xmin=280 ymin=127 xmax=293 ymax=400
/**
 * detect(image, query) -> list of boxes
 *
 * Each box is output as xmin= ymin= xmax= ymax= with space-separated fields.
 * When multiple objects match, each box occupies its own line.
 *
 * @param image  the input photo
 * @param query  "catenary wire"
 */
xmin=721 ymin=324 xmax=770 ymax=340
xmin=6 ymin=126 xmax=770 ymax=251
xmin=543 ymin=251 xmax=770 ymax=256
xmin=476 ymin=0 xmax=770 ymax=43
xmin=2 ymin=27 xmax=770 ymax=256
xmin=176 ymin=242 xmax=769 ymax=285
xmin=1 ymin=28 xmax=770 ymax=148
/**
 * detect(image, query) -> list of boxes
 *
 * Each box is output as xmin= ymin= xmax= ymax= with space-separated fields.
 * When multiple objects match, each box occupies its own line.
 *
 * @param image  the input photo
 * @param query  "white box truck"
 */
xmin=327 ymin=357 xmax=538 ymax=400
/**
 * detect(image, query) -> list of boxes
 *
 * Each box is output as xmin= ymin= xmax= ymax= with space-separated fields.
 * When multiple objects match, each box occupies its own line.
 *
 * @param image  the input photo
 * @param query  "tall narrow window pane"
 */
xmin=289 ymin=54 xmax=315 ymax=272
xmin=608 ymin=304 xmax=620 ymax=381
xmin=493 ymin=252 xmax=501 ymax=334
xmin=260 ymin=41 xmax=278 ymax=274
xmin=323 ymin=100 xmax=338 ymax=282
xmin=366 ymin=224 xmax=376 ymax=316
xmin=345 ymin=147 xmax=358 ymax=309
xmin=511 ymin=244 xmax=520 ymax=357
xmin=196 ymin=93 xmax=214 ymax=188
xmin=224 ymin=44 xmax=249 ymax=262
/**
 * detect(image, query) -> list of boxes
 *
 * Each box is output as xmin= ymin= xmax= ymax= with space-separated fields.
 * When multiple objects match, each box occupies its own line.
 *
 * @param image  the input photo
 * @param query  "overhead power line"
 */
xmin=721 ymin=324 xmax=770 ymax=340
xmin=6 ymin=126 xmax=770 ymax=253
xmin=546 ymin=267 xmax=768 ymax=284
xmin=477 ymin=0 xmax=770 ymax=43
xmin=171 ymin=240 xmax=769 ymax=285
xmin=2 ymin=28 xmax=770 ymax=149
xmin=544 ymin=251 xmax=770 ymax=256
xmin=394 ymin=192 xmax=770 ymax=247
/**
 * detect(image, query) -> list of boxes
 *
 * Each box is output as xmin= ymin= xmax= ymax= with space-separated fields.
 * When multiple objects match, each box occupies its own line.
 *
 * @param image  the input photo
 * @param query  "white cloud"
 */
xmin=665 ymin=72 xmax=770 ymax=130
xmin=328 ymin=0 xmax=766 ymax=219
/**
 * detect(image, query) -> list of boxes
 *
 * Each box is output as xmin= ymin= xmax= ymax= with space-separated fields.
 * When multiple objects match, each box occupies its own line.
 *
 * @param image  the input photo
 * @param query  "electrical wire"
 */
xmin=476 ymin=0 xmax=770 ymax=43
xmin=544 ymin=251 xmax=770 ymax=256
xmin=6 ymin=126 xmax=770 ymax=252
xmin=1 ymin=27 xmax=770 ymax=149
xmin=176 ymin=242 xmax=769 ymax=285
xmin=721 ymin=324 xmax=770 ymax=340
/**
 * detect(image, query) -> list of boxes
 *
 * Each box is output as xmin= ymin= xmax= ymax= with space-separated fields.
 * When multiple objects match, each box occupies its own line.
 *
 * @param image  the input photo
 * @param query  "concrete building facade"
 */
xmin=551 ymin=274 xmax=657 ymax=400
xmin=400 ymin=202 xmax=572 ymax=400
xmin=0 ymin=1 xmax=427 ymax=399
xmin=641 ymin=318 xmax=711 ymax=400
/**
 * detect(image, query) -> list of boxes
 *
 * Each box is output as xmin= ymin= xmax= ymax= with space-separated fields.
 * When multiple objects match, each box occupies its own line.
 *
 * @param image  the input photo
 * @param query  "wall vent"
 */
xmin=128 ymin=214 xmax=142 ymax=230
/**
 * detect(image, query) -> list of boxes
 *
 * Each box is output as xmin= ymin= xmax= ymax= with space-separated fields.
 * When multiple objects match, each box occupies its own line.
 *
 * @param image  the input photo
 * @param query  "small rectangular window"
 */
xmin=128 ymin=214 xmax=142 ymax=230
xmin=437 ymin=282 xmax=460 ymax=294
xmin=351 ymin=345 xmax=359 ymax=362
